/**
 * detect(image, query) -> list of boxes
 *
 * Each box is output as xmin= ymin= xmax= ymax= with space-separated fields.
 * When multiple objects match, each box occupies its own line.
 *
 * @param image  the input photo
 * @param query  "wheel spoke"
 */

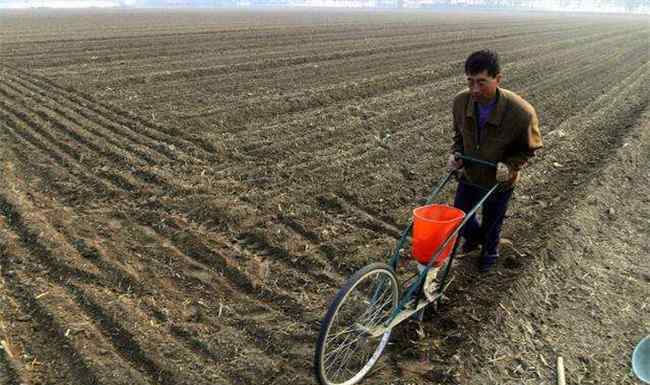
xmin=362 ymin=293 xmax=393 ymax=327
xmin=333 ymin=334 xmax=364 ymax=381
xmin=357 ymin=281 xmax=391 ymax=320
xmin=324 ymin=333 xmax=362 ymax=363
xmin=327 ymin=326 xmax=359 ymax=341
xmin=327 ymin=336 xmax=357 ymax=378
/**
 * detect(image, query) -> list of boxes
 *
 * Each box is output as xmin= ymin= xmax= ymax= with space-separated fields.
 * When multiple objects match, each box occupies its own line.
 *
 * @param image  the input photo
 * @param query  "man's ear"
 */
xmin=495 ymin=73 xmax=502 ymax=86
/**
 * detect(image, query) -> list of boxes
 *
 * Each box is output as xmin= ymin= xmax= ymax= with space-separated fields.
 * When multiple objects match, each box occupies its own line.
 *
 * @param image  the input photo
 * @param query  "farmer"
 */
xmin=447 ymin=49 xmax=543 ymax=272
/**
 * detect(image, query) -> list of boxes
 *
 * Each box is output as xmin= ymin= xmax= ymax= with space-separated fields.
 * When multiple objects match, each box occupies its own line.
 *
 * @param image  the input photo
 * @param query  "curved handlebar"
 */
xmin=455 ymin=154 xmax=497 ymax=168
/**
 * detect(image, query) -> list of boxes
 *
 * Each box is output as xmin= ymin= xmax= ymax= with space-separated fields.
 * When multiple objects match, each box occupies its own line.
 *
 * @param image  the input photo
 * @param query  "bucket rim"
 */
xmin=632 ymin=335 xmax=650 ymax=383
xmin=412 ymin=204 xmax=466 ymax=224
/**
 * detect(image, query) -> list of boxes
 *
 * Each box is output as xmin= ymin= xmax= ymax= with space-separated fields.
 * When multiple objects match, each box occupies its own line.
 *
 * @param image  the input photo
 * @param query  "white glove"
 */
xmin=447 ymin=152 xmax=463 ymax=172
xmin=496 ymin=162 xmax=512 ymax=182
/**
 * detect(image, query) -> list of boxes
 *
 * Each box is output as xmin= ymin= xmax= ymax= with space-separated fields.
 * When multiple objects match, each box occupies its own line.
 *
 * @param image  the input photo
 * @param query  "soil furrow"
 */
xmin=235 ymin=230 xmax=342 ymax=282
xmin=170 ymin=26 xmax=641 ymax=124
xmin=137 ymin=217 xmax=314 ymax=320
xmin=118 ymin=193 xmax=323 ymax=322
xmin=2 ymin=64 xmax=218 ymax=159
xmin=1 ymin=22 xmax=469 ymax=56
xmin=292 ymin=55 xmax=639 ymax=266
xmin=4 ymin=20 xmax=570 ymax=67
xmin=300 ymin=46 xmax=650 ymax=260
xmin=35 ymin=24 xmax=567 ymax=84
xmin=150 ymin=192 xmax=347 ymax=284
xmin=132 ymin=23 xmax=605 ymax=98
xmin=0 ymin=194 xmax=111 ymax=290
xmin=0 ymin=100 xmax=142 ymax=193
xmin=3 ymin=73 xmax=179 ymax=164
xmin=235 ymin=34 xmax=650 ymax=277
xmin=0 ymin=240 xmax=151 ymax=385
xmin=8 ymin=181 xmax=313 ymax=385
xmin=113 ymin=221 xmax=323 ymax=383
xmin=2 ymin=11 xmax=648 ymax=385
xmin=96 ymin=24 xmax=583 ymax=87
xmin=314 ymin=32 xmax=649 ymax=189
xmin=0 ymin=115 xmax=118 ymax=198
xmin=245 ymin=27 xmax=644 ymax=169
xmin=3 ymin=80 xmax=168 ymax=167
xmin=1 ymin=123 xmax=113 ymax=202
xmin=197 ymin=26 xmax=642 ymax=175
xmin=0 ymin=84 xmax=148 ymax=168
xmin=0 ymin=184 xmax=226 ymax=385
xmin=0 ymin=89 xmax=181 ymax=193
xmin=0 ymin=269 xmax=102 ymax=385
xmin=320 ymin=194 xmax=403 ymax=239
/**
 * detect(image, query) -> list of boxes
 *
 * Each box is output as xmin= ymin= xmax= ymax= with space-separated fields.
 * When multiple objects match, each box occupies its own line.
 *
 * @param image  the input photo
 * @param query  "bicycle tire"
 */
xmin=314 ymin=263 xmax=400 ymax=385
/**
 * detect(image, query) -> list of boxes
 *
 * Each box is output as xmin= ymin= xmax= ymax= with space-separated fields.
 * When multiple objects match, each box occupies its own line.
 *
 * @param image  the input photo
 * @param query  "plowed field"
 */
xmin=0 ymin=8 xmax=648 ymax=385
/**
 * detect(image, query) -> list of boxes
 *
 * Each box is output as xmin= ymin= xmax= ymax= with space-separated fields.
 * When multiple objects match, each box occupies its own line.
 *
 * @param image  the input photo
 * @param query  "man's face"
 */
xmin=466 ymin=70 xmax=501 ymax=104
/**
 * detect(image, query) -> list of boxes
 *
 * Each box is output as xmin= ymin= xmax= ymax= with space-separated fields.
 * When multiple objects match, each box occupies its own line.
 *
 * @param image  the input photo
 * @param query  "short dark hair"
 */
xmin=465 ymin=50 xmax=500 ymax=77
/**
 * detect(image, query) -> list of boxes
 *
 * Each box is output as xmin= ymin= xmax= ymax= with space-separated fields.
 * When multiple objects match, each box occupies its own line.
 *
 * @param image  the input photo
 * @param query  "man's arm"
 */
xmin=503 ymin=109 xmax=543 ymax=171
xmin=451 ymin=101 xmax=464 ymax=154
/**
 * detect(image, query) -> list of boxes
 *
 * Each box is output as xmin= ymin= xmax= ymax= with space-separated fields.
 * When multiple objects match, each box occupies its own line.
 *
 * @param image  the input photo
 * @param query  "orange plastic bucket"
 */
xmin=412 ymin=204 xmax=465 ymax=265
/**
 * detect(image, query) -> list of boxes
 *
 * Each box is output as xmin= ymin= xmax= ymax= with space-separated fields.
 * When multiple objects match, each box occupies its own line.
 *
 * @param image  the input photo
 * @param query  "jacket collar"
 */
xmin=465 ymin=88 xmax=508 ymax=126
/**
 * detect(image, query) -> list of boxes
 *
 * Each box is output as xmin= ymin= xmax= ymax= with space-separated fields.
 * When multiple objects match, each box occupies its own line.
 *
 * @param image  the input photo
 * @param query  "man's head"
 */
xmin=465 ymin=50 xmax=502 ymax=105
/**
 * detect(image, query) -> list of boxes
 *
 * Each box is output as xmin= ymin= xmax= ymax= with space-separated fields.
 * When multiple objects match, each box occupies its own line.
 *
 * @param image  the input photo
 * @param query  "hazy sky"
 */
xmin=1 ymin=0 xmax=127 ymax=7
xmin=0 ymin=0 xmax=643 ymax=13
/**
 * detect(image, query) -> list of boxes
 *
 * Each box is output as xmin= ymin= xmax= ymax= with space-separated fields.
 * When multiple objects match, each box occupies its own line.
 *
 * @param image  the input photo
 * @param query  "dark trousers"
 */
xmin=453 ymin=181 xmax=513 ymax=256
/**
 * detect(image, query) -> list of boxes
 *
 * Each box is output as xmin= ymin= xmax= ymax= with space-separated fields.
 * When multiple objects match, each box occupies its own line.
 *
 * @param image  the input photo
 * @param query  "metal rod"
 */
xmin=457 ymin=154 xmax=497 ymax=168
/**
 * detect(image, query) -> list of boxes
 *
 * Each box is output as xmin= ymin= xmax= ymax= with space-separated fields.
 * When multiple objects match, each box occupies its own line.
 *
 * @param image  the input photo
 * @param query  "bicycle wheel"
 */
xmin=314 ymin=263 xmax=400 ymax=385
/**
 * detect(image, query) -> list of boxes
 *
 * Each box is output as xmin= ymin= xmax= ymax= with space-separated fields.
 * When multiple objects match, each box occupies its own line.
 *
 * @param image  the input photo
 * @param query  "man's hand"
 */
xmin=496 ymin=162 xmax=512 ymax=182
xmin=447 ymin=152 xmax=463 ymax=172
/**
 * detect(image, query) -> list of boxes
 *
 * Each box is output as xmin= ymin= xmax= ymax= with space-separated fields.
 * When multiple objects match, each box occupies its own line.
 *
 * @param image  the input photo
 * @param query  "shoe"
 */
xmin=479 ymin=253 xmax=498 ymax=273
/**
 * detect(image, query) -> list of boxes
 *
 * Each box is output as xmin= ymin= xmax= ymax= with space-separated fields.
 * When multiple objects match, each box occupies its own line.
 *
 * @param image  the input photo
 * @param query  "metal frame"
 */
xmin=379 ymin=155 xmax=499 ymax=334
xmin=314 ymin=155 xmax=502 ymax=384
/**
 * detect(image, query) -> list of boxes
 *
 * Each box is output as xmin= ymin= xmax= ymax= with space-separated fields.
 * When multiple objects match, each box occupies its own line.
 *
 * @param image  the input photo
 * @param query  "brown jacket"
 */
xmin=451 ymin=87 xmax=543 ymax=189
